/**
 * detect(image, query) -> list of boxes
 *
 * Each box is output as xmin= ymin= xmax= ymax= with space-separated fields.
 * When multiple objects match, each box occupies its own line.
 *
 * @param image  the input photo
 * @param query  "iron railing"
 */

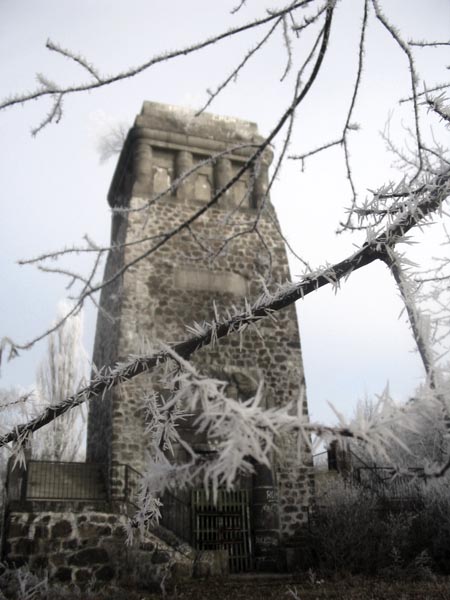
xmin=348 ymin=449 xmax=425 ymax=499
xmin=6 ymin=460 xmax=108 ymax=502
xmin=353 ymin=465 xmax=425 ymax=499
xmin=313 ymin=447 xmax=426 ymax=501
xmin=111 ymin=463 xmax=142 ymax=506
xmin=160 ymin=490 xmax=191 ymax=543
xmin=5 ymin=459 xmax=154 ymax=505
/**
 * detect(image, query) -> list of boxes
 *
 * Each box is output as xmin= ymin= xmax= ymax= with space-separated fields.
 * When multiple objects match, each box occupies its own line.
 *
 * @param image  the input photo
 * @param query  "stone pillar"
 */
xmin=252 ymin=463 xmax=281 ymax=571
xmin=252 ymin=160 xmax=269 ymax=208
xmin=175 ymin=150 xmax=194 ymax=201
xmin=214 ymin=157 xmax=232 ymax=201
xmin=327 ymin=441 xmax=338 ymax=471
xmin=132 ymin=141 xmax=153 ymax=196
xmin=328 ymin=441 xmax=352 ymax=477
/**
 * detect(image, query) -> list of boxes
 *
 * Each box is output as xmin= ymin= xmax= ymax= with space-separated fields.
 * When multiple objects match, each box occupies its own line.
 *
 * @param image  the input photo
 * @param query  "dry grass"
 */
xmin=118 ymin=575 xmax=450 ymax=600
xmin=2 ymin=570 xmax=450 ymax=599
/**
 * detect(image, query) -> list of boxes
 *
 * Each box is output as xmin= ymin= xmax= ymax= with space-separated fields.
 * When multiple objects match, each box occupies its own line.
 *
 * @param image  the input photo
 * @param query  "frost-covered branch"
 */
xmin=408 ymin=40 xmax=450 ymax=48
xmin=1 ymin=4 xmax=335 ymax=359
xmin=120 ymin=349 xmax=423 ymax=532
xmin=0 ymin=1 xmax=319 ymax=131
xmin=196 ymin=16 xmax=282 ymax=115
xmin=1 ymin=2 xmax=450 ymax=497
xmin=426 ymin=93 xmax=450 ymax=124
xmin=372 ymin=0 xmax=424 ymax=177
xmin=383 ymin=249 xmax=436 ymax=384
xmin=290 ymin=0 xmax=368 ymax=215
xmin=1 ymin=166 xmax=448 ymax=450
xmin=399 ymin=82 xmax=450 ymax=104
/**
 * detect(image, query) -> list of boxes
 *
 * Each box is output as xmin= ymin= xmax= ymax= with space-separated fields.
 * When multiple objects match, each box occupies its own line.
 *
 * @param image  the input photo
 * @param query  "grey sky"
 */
xmin=0 ymin=1 xmax=448 ymax=425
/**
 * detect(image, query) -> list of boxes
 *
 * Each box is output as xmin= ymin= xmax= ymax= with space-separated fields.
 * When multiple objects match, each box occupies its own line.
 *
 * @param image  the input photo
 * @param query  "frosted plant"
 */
xmin=120 ymin=340 xmax=446 ymax=536
xmin=32 ymin=300 xmax=88 ymax=461
xmin=94 ymin=118 xmax=129 ymax=164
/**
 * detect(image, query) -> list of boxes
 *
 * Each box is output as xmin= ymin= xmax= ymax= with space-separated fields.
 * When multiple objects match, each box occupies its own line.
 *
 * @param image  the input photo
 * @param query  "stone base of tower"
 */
xmin=2 ymin=502 xmax=200 ymax=589
xmin=79 ymin=99 xmax=316 ymax=581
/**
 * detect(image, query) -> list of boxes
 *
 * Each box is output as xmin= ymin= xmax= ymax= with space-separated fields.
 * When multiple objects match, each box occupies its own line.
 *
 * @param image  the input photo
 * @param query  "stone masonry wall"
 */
xmin=87 ymin=102 xmax=314 ymax=550
xmin=86 ymin=213 xmax=128 ymax=467
xmin=5 ymin=505 xmax=194 ymax=588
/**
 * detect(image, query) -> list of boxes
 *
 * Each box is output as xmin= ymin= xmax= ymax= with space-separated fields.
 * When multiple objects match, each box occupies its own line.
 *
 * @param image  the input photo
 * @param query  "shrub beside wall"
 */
xmin=303 ymin=478 xmax=450 ymax=576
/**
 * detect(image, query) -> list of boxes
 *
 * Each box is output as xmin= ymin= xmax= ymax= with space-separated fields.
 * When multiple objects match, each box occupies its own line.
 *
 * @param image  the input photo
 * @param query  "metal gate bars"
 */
xmin=191 ymin=489 xmax=252 ymax=573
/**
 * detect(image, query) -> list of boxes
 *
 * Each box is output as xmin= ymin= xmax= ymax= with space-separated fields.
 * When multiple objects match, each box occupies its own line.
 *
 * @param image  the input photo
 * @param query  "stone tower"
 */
xmin=87 ymin=102 xmax=313 ymax=570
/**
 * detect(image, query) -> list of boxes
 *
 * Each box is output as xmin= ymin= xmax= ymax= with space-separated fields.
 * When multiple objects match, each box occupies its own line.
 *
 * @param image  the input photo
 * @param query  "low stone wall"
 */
xmin=5 ymin=505 xmax=195 ymax=589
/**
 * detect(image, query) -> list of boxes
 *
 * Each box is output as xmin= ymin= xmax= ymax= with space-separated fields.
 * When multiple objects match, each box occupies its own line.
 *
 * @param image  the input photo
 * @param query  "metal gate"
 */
xmin=191 ymin=489 xmax=252 ymax=572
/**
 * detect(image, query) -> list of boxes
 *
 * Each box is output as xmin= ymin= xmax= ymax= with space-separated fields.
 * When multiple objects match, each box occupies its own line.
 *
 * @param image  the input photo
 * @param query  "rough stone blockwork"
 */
xmin=84 ymin=102 xmax=315 ymax=569
xmin=0 ymin=103 xmax=315 ymax=584
xmin=5 ymin=506 xmax=194 ymax=588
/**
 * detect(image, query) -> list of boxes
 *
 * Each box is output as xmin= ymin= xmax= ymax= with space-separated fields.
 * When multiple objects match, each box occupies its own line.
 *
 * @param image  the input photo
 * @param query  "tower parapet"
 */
xmin=108 ymin=101 xmax=272 ymax=210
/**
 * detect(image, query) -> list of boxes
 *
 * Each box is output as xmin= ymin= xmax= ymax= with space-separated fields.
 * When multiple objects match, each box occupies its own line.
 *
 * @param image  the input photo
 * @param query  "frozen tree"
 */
xmin=90 ymin=112 xmax=130 ymax=164
xmin=32 ymin=301 xmax=88 ymax=462
xmin=0 ymin=0 xmax=449 ymax=521
xmin=347 ymin=384 xmax=450 ymax=471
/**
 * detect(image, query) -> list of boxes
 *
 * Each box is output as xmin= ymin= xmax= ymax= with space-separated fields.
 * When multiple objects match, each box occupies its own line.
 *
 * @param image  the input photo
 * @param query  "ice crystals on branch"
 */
xmin=125 ymin=491 xmax=162 ymax=543
xmin=127 ymin=344 xmax=310 ymax=535
xmin=424 ymin=92 xmax=450 ymax=125
xmin=129 ymin=341 xmax=434 ymax=536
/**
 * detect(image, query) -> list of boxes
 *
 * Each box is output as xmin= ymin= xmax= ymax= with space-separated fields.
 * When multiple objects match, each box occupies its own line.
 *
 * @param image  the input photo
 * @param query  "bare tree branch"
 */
xmin=0 ymin=1 xmax=317 ymax=127
xmin=290 ymin=0 xmax=368 ymax=222
xmin=1 ymin=166 xmax=448 ymax=449
xmin=2 ymin=3 xmax=335 ymax=359
xmin=408 ymin=40 xmax=450 ymax=48
xmin=372 ymin=0 xmax=424 ymax=178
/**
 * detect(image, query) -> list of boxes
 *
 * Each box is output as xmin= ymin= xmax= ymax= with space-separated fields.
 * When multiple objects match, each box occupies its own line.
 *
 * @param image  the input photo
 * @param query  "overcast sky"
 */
xmin=0 ymin=0 xmax=449 ymax=426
